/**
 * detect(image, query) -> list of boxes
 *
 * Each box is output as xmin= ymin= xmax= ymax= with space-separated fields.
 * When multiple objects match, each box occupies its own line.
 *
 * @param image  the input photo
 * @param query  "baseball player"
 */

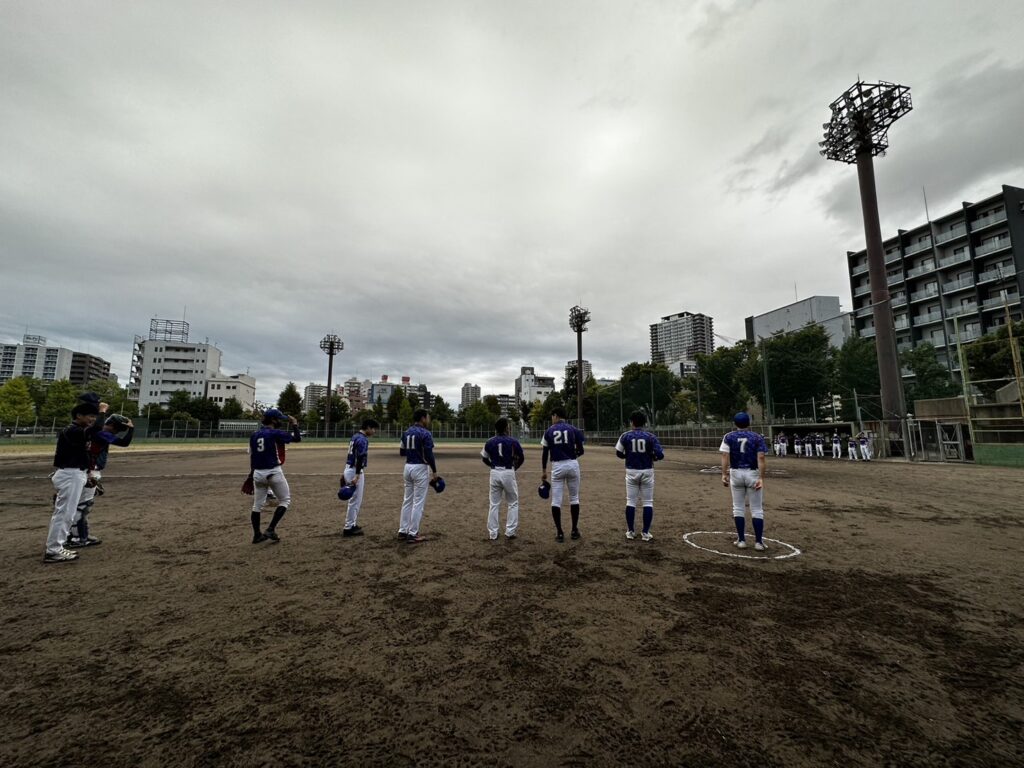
xmin=341 ymin=418 xmax=379 ymax=537
xmin=481 ymin=417 xmax=525 ymax=540
xmin=541 ymin=406 xmax=585 ymax=542
xmin=44 ymin=400 xmax=107 ymax=563
xmin=248 ymin=408 xmax=301 ymax=543
xmin=793 ymin=435 xmax=802 ymax=457
xmin=615 ymin=410 xmax=665 ymax=541
xmin=858 ymin=432 xmax=872 ymax=461
xmin=847 ymin=434 xmax=859 ymax=461
xmin=398 ymin=409 xmax=438 ymax=543
xmin=67 ymin=413 xmax=135 ymax=548
xmin=814 ymin=434 xmax=825 ymax=457
xmin=831 ymin=432 xmax=842 ymax=459
xmin=777 ymin=432 xmax=787 ymax=457
xmin=719 ymin=412 xmax=768 ymax=551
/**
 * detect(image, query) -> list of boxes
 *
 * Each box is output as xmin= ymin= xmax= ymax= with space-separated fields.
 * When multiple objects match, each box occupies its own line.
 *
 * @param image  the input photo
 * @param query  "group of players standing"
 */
xmin=772 ymin=431 xmax=873 ymax=461
xmin=245 ymin=405 xmax=774 ymax=552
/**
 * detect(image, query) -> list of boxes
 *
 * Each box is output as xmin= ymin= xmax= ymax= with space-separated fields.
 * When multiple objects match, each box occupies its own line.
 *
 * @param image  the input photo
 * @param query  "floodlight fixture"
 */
xmin=820 ymin=80 xmax=912 ymax=163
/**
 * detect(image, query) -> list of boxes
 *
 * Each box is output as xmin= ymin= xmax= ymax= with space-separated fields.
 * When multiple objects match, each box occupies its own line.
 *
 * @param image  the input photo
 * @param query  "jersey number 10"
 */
xmin=630 ymin=438 xmax=647 ymax=453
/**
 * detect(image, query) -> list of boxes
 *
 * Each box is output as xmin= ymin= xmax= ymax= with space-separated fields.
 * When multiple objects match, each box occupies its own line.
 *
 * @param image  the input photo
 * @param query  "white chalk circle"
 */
xmin=682 ymin=531 xmax=802 ymax=561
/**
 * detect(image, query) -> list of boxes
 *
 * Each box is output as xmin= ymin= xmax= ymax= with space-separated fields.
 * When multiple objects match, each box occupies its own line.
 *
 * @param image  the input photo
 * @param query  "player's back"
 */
xmin=401 ymin=425 xmax=434 ymax=463
xmin=250 ymin=427 xmax=290 ymax=469
xmin=484 ymin=435 xmax=523 ymax=469
xmin=347 ymin=432 xmax=369 ymax=466
xmin=721 ymin=429 xmax=766 ymax=470
xmin=615 ymin=429 xmax=664 ymax=470
xmin=542 ymin=422 xmax=583 ymax=461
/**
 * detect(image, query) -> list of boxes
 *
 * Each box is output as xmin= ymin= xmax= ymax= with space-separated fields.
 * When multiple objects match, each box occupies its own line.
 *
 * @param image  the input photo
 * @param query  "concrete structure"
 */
xmin=460 ymin=382 xmax=481 ymax=411
xmin=650 ymin=312 xmax=714 ymax=374
xmin=303 ymin=383 xmax=328 ymax=414
xmin=495 ymin=394 xmax=518 ymax=417
xmin=847 ymin=184 xmax=1024 ymax=379
xmin=564 ymin=360 xmax=593 ymax=388
xmin=343 ymin=377 xmax=369 ymax=413
xmin=514 ymin=366 xmax=556 ymax=407
xmin=69 ymin=352 xmax=113 ymax=388
xmin=207 ymin=374 xmax=256 ymax=412
xmin=745 ymin=296 xmax=853 ymax=348
xmin=0 ymin=335 xmax=75 ymax=384
xmin=367 ymin=374 xmax=433 ymax=412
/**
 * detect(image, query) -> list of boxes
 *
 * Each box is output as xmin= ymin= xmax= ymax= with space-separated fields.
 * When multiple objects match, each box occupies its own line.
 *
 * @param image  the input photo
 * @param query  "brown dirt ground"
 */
xmin=0 ymin=443 xmax=1021 ymax=768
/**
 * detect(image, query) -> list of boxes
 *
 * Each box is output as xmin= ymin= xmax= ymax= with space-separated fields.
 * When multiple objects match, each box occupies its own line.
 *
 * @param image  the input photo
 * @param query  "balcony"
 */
xmin=851 ymin=263 xmax=869 ymax=276
xmin=978 ymin=265 xmax=1017 ymax=284
xmin=946 ymin=303 xmax=978 ymax=318
xmin=860 ymin=326 xmax=876 ymax=338
xmin=887 ymin=273 xmax=904 ymax=285
xmin=935 ymin=224 xmax=968 ymax=244
xmin=938 ymin=251 xmax=971 ymax=269
xmin=885 ymin=251 xmax=901 ymax=264
xmin=975 ymin=237 xmax=1012 ymax=256
xmin=971 ymin=211 xmax=1008 ymax=231
xmin=855 ymin=305 xmax=873 ymax=318
xmin=942 ymin=276 xmax=975 ymax=293
xmin=906 ymin=262 xmax=937 ymax=279
xmin=915 ymin=311 xmax=943 ymax=325
xmin=904 ymin=237 xmax=933 ymax=256
xmin=950 ymin=331 xmax=983 ymax=345
xmin=892 ymin=295 xmax=908 ymax=307
xmin=894 ymin=317 xmax=910 ymax=330
xmin=854 ymin=283 xmax=872 ymax=296
xmin=910 ymin=288 xmax=940 ymax=303
xmin=981 ymin=294 xmax=1021 ymax=311
xmin=897 ymin=342 xmax=912 ymax=352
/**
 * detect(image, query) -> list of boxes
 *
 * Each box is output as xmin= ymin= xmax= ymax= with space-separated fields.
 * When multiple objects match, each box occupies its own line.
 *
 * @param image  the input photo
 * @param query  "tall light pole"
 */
xmin=320 ymin=334 xmax=343 ymax=437
xmin=569 ymin=305 xmax=591 ymax=427
xmin=820 ymin=79 xmax=912 ymax=435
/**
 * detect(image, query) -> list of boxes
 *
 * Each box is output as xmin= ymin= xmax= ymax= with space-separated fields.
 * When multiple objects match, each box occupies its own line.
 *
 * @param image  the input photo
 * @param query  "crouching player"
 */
xmin=67 ymin=414 xmax=135 ymax=548
xmin=615 ymin=410 xmax=665 ymax=541
xmin=719 ymin=412 xmax=769 ymax=552
xmin=249 ymin=408 xmax=301 ymax=543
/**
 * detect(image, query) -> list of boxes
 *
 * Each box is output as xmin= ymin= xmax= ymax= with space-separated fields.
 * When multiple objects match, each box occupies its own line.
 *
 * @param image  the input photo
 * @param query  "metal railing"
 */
xmin=942 ymin=276 xmax=975 ymax=292
xmin=904 ymin=238 xmax=933 ymax=256
xmin=975 ymin=238 xmax=1011 ymax=257
xmin=935 ymin=225 xmax=967 ymax=244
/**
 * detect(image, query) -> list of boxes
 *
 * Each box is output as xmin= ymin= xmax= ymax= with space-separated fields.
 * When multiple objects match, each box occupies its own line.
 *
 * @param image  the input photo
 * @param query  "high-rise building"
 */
xmin=303 ymin=383 xmax=328 ymax=413
xmin=650 ymin=312 xmax=714 ymax=374
xmin=846 ymin=184 xmax=1024 ymax=380
xmin=461 ymin=382 xmax=481 ymax=411
xmin=495 ymin=394 xmax=518 ymax=417
xmin=0 ymin=335 xmax=75 ymax=384
xmin=69 ymin=352 xmax=114 ymax=388
xmin=564 ymin=360 xmax=593 ymax=387
xmin=745 ymin=297 xmax=853 ymax=348
xmin=514 ymin=366 xmax=556 ymax=406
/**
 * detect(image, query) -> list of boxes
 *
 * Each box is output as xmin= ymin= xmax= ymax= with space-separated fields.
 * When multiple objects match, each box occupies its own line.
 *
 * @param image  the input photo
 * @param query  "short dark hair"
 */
xmin=551 ymin=406 xmax=567 ymax=419
xmin=494 ymin=417 xmax=509 ymax=434
xmin=629 ymin=410 xmax=647 ymax=427
xmin=361 ymin=418 xmax=380 ymax=430
xmin=413 ymin=408 xmax=429 ymax=423
xmin=71 ymin=403 xmax=99 ymax=419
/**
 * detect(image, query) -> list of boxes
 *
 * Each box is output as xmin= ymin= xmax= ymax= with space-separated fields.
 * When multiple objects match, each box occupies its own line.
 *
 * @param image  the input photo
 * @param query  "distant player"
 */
xmin=541 ymin=406 xmax=585 ymax=542
xmin=68 ymin=413 xmax=135 ymax=548
xmin=615 ymin=410 xmax=665 ymax=541
xmin=398 ymin=409 xmax=438 ymax=543
xmin=793 ymin=435 xmax=803 ymax=457
xmin=858 ymin=432 xmax=872 ymax=461
xmin=777 ymin=432 xmax=787 ymax=457
xmin=847 ymin=434 xmax=859 ymax=461
xmin=44 ymin=400 xmax=106 ymax=563
xmin=831 ymin=432 xmax=841 ymax=459
xmin=719 ymin=412 xmax=768 ymax=551
xmin=341 ymin=418 xmax=379 ymax=537
xmin=480 ymin=417 xmax=525 ymax=540
xmin=248 ymin=408 xmax=301 ymax=543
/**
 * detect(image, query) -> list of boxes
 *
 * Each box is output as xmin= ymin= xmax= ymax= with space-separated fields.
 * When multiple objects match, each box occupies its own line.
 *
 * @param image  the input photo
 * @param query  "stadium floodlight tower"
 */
xmin=820 ymin=79 xmax=912 ymax=436
xmin=319 ymin=334 xmax=343 ymax=437
xmin=569 ymin=305 xmax=591 ymax=427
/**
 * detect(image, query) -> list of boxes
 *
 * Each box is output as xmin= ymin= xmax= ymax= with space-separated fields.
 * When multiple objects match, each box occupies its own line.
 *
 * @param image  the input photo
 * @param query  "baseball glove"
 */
xmin=241 ymin=471 xmax=255 ymax=495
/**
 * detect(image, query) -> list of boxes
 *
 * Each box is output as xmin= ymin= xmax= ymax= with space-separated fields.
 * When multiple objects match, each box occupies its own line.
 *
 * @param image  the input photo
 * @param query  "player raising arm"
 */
xmin=248 ymin=408 xmax=301 ymax=543
xmin=719 ymin=412 xmax=769 ymax=552
xmin=615 ymin=410 xmax=665 ymax=541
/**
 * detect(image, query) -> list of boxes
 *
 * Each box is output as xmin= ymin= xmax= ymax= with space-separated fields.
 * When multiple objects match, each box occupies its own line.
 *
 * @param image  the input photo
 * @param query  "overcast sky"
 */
xmin=2 ymin=0 xmax=1022 ymax=406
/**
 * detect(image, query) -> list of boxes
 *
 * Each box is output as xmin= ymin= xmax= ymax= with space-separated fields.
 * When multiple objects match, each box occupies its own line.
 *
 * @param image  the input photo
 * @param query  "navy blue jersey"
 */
xmin=400 ymin=425 xmax=436 ymax=470
xmin=53 ymin=422 xmax=102 ymax=469
xmin=346 ymin=431 xmax=370 ymax=472
xmin=89 ymin=427 xmax=134 ymax=470
xmin=481 ymin=435 xmax=525 ymax=469
xmin=832 ymin=434 xmax=841 ymax=444
xmin=719 ymin=429 xmax=768 ymax=470
xmin=541 ymin=421 xmax=584 ymax=462
xmin=249 ymin=426 xmax=300 ymax=470
xmin=615 ymin=429 xmax=665 ymax=470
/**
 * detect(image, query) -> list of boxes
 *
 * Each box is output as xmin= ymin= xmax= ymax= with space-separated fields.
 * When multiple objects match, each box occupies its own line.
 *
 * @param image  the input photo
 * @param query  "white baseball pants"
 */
xmin=549 ymin=459 xmax=580 ymax=508
xmin=487 ymin=468 xmax=519 ymax=538
xmin=729 ymin=468 xmax=764 ymax=520
xmin=832 ymin=443 xmax=841 ymax=458
xmin=848 ymin=443 xmax=858 ymax=460
xmin=399 ymin=464 xmax=430 ymax=536
xmin=343 ymin=466 xmax=365 ymax=529
xmin=252 ymin=468 xmax=291 ymax=511
xmin=815 ymin=444 xmax=824 ymax=457
xmin=47 ymin=469 xmax=88 ymax=555
xmin=625 ymin=468 xmax=655 ymax=507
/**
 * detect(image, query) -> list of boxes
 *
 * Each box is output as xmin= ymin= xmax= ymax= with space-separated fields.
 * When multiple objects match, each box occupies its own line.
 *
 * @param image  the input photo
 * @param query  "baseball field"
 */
xmin=1 ymin=444 xmax=1021 ymax=767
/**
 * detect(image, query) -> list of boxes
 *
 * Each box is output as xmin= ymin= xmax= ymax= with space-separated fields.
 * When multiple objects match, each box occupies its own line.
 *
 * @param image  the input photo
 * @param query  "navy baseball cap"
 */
xmin=338 ymin=484 xmax=355 ymax=501
xmin=264 ymin=408 xmax=286 ymax=420
xmin=430 ymin=476 xmax=446 ymax=493
xmin=538 ymin=480 xmax=551 ymax=499
xmin=733 ymin=412 xmax=751 ymax=427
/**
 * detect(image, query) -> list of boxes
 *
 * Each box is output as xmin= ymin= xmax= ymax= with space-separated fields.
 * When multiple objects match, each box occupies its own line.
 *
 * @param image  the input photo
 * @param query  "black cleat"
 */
xmin=397 ymin=532 xmax=409 ymax=540
xmin=570 ymin=529 xmax=581 ymax=540
xmin=252 ymin=533 xmax=268 ymax=544
xmin=264 ymin=530 xmax=280 ymax=542
xmin=556 ymin=531 xmax=565 ymax=543
xmin=342 ymin=527 xmax=364 ymax=537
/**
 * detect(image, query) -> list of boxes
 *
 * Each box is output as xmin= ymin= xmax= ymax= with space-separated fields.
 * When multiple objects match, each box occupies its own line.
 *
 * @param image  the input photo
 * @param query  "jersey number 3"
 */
xmin=256 ymin=437 xmax=266 ymax=452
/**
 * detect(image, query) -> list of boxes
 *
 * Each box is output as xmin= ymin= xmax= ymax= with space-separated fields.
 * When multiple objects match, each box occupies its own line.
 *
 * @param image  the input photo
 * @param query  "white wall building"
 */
xmin=745 ymin=296 xmax=853 ymax=348
xmin=206 ymin=374 xmax=256 ymax=412
xmin=0 ymin=335 xmax=75 ymax=384
xmin=650 ymin=311 xmax=715 ymax=375
xmin=460 ymin=382 xmax=481 ymax=411
xmin=514 ymin=366 xmax=556 ymax=406
xmin=303 ymin=383 xmax=328 ymax=413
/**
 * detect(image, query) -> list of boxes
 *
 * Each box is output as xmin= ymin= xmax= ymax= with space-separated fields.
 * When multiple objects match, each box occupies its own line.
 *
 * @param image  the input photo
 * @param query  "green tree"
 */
xmin=740 ymin=327 xmax=832 ymax=418
xmin=620 ymin=362 xmax=680 ymax=425
xmin=463 ymin=400 xmax=494 ymax=431
xmin=963 ymin=321 xmax=1024 ymax=395
xmin=386 ymin=389 xmax=406 ymax=424
xmin=188 ymin=396 xmax=222 ymax=423
xmin=277 ymin=382 xmax=303 ymax=415
xmin=519 ymin=399 xmax=534 ymax=425
xmin=667 ymin=391 xmax=698 ymax=424
xmin=531 ymin=391 xmax=565 ymax=431
xmin=83 ymin=378 xmax=138 ymax=416
xmin=372 ymin=395 xmax=386 ymax=421
xmin=166 ymin=389 xmax=193 ymax=416
xmin=902 ymin=343 xmax=958 ymax=405
xmin=431 ymin=395 xmax=455 ymax=425
xmin=398 ymin=397 xmax=414 ymax=426
xmin=0 ymin=377 xmax=37 ymax=424
xmin=221 ymin=397 xmax=244 ymax=419
xmin=19 ymin=377 xmax=47 ymax=414
xmin=482 ymin=394 xmax=501 ymax=417
xmin=40 ymin=380 xmax=80 ymax=423
xmin=170 ymin=411 xmax=199 ymax=424
xmin=692 ymin=343 xmax=753 ymax=422
xmin=317 ymin=394 xmax=350 ymax=425
xmin=407 ymin=392 xmax=420 ymax=411
xmin=352 ymin=408 xmax=376 ymax=427
xmin=832 ymin=336 xmax=880 ymax=419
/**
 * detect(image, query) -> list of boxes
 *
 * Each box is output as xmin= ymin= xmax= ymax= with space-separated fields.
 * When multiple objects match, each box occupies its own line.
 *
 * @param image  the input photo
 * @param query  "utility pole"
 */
xmin=569 ymin=305 xmax=590 ymax=427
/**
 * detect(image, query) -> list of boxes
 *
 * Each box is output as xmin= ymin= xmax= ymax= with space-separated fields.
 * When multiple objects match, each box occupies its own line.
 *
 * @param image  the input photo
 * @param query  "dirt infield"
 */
xmin=1 ymin=444 xmax=1021 ymax=767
